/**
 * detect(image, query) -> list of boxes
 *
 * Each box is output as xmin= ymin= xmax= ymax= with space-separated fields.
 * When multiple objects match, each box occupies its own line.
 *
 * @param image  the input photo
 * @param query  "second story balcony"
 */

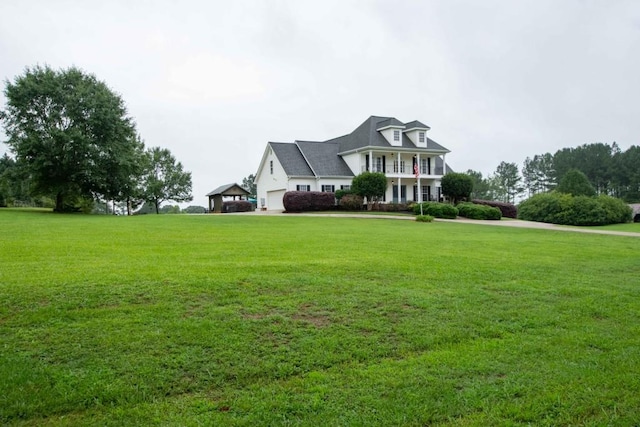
xmin=362 ymin=162 xmax=444 ymax=177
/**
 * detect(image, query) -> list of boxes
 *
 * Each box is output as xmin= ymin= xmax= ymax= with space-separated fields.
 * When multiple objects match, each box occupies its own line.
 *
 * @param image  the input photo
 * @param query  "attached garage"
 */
xmin=267 ymin=189 xmax=286 ymax=211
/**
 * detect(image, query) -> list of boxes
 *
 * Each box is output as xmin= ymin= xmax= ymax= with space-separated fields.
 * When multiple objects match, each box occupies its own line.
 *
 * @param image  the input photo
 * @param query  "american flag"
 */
xmin=414 ymin=162 xmax=419 ymax=178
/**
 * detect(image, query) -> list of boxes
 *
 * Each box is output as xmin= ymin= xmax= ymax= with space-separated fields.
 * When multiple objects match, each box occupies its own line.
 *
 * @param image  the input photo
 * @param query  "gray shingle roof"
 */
xmin=404 ymin=120 xmax=431 ymax=130
xmin=206 ymin=183 xmax=250 ymax=197
xmin=269 ymin=142 xmax=314 ymax=177
xmin=296 ymin=141 xmax=354 ymax=177
xmin=331 ymin=116 xmax=450 ymax=153
xmin=267 ymin=117 xmax=451 ymax=179
xmin=375 ymin=117 xmax=405 ymax=130
xmin=426 ymin=137 xmax=448 ymax=151
xmin=434 ymin=156 xmax=454 ymax=174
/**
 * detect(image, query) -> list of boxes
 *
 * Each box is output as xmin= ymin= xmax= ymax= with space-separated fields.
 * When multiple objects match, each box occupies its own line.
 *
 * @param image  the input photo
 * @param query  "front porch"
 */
xmin=385 ymin=178 xmax=442 ymax=204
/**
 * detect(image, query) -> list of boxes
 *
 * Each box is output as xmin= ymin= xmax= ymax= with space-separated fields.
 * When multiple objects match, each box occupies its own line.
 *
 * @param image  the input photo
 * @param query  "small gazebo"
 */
xmin=206 ymin=183 xmax=251 ymax=213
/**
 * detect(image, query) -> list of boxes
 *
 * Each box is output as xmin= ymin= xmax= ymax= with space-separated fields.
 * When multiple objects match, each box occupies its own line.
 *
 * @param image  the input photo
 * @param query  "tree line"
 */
xmin=466 ymin=142 xmax=640 ymax=204
xmin=0 ymin=65 xmax=192 ymax=213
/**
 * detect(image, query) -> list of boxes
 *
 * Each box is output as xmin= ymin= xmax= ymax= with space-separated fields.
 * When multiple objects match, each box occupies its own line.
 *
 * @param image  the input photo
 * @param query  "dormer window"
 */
xmin=393 ymin=130 xmax=400 ymax=142
xmin=419 ymin=132 xmax=425 ymax=143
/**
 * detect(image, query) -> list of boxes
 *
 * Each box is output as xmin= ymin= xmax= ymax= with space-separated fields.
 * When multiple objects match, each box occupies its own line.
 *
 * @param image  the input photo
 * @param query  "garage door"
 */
xmin=267 ymin=189 xmax=286 ymax=211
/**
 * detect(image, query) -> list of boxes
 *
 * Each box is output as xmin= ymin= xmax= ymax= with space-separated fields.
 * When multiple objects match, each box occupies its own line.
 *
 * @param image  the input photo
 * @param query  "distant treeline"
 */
xmin=466 ymin=142 xmax=639 ymax=203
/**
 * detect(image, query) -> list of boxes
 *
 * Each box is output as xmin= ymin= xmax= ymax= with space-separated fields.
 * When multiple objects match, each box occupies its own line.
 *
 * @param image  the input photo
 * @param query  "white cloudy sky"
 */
xmin=1 ymin=0 xmax=639 ymax=206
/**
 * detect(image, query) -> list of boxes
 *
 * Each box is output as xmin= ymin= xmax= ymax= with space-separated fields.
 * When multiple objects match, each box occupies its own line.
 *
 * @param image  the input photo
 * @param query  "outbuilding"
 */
xmin=206 ymin=183 xmax=251 ymax=213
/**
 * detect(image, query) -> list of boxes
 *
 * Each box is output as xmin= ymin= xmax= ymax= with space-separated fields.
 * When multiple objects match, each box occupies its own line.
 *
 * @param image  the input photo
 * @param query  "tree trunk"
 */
xmin=55 ymin=192 xmax=64 ymax=212
xmin=155 ymin=199 xmax=159 ymax=214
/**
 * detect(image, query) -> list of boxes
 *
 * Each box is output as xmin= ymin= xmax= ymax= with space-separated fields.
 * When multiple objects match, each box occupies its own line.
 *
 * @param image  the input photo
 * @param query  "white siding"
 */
xmin=380 ymin=127 xmax=403 ymax=147
xmin=255 ymin=146 xmax=288 ymax=210
xmin=404 ymin=129 xmax=428 ymax=148
xmin=340 ymin=152 xmax=361 ymax=175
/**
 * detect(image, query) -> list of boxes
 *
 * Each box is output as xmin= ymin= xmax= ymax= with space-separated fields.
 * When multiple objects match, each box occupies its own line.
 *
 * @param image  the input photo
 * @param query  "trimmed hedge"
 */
xmin=223 ymin=201 xmax=253 ymax=213
xmin=518 ymin=192 xmax=632 ymax=226
xmin=338 ymin=194 xmax=364 ymax=211
xmin=472 ymin=199 xmax=517 ymax=218
xmin=375 ymin=203 xmax=410 ymax=212
xmin=457 ymin=202 xmax=502 ymax=220
xmin=283 ymin=191 xmax=336 ymax=212
xmin=412 ymin=202 xmax=458 ymax=219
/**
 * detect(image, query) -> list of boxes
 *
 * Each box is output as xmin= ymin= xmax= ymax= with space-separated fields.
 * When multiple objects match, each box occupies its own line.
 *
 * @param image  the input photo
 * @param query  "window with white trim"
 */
xmin=393 ymin=130 xmax=400 ymax=141
xmin=321 ymin=185 xmax=335 ymax=193
xmin=296 ymin=185 xmax=311 ymax=191
xmin=270 ymin=160 xmax=273 ymax=174
xmin=419 ymin=132 xmax=425 ymax=143
xmin=340 ymin=185 xmax=351 ymax=190
xmin=422 ymin=185 xmax=430 ymax=202
xmin=374 ymin=157 xmax=383 ymax=172
xmin=420 ymin=158 xmax=428 ymax=174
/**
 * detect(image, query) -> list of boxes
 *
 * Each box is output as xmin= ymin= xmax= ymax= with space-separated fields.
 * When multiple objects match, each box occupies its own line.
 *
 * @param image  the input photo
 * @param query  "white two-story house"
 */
xmin=255 ymin=116 xmax=452 ymax=210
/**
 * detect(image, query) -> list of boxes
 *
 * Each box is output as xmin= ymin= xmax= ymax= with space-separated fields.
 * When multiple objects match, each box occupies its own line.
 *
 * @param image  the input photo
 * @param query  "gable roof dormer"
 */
xmin=376 ymin=118 xmax=406 ymax=147
xmin=403 ymin=120 xmax=431 ymax=148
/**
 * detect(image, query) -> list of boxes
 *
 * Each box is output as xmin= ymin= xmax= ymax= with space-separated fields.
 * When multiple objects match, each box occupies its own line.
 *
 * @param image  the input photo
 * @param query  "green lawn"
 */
xmin=1 ymin=208 xmax=639 ymax=426
xmin=594 ymin=221 xmax=640 ymax=232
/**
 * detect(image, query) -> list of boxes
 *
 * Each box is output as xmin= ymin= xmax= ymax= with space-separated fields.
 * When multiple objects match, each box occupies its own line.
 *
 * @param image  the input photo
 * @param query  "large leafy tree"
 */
xmin=351 ymin=172 xmax=387 ymax=210
xmin=465 ymin=169 xmax=494 ymax=200
xmin=611 ymin=145 xmax=640 ymax=202
xmin=142 ymin=147 xmax=193 ymax=214
xmin=552 ymin=143 xmax=614 ymax=195
xmin=102 ymin=135 xmax=148 ymax=215
xmin=441 ymin=172 xmax=473 ymax=204
xmin=556 ymin=168 xmax=596 ymax=197
xmin=0 ymin=65 xmax=139 ymax=211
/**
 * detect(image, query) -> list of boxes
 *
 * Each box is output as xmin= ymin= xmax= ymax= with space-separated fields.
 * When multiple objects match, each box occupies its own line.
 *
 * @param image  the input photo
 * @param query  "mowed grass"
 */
xmin=1 ymin=209 xmax=639 ymax=426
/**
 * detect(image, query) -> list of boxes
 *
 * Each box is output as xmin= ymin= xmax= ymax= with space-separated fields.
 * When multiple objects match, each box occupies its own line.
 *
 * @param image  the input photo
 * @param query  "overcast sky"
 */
xmin=1 ymin=0 xmax=639 ymax=206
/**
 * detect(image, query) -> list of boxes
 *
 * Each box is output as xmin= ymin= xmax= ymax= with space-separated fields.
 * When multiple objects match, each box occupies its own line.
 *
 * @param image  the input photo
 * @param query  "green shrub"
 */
xmin=472 ymin=199 xmax=517 ymax=218
xmin=335 ymin=189 xmax=352 ymax=200
xmin=598 ymin=195 xmax=634 ymax=224
xmin=415 ymin=215 xmax=434 ymax=222
xmin=518 ymin=192 xmax=632 ymax=225
xmin=412 ymin=202 xmax=458 ymax=219
xmin=456 ymin=202 xmax=501 ymax=220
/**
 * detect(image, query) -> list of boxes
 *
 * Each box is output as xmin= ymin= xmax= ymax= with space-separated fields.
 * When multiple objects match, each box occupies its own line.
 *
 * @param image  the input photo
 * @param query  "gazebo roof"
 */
xmin=206 ymin=183 xmax=251 ymax=197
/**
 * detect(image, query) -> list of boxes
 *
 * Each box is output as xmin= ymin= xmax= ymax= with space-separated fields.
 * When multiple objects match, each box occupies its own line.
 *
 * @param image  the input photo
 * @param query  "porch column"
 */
xmin=442 ymin=153 xmax=446 ymax=175
xmin=369 ymin=150 xmax=373 ymax=172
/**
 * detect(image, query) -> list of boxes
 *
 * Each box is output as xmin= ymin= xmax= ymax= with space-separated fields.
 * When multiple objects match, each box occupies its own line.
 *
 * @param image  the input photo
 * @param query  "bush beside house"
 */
xmin=338 ymin=194 xmax=364 ymax=211
xmin=283 ymin=191 xmax=335 ymax=212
